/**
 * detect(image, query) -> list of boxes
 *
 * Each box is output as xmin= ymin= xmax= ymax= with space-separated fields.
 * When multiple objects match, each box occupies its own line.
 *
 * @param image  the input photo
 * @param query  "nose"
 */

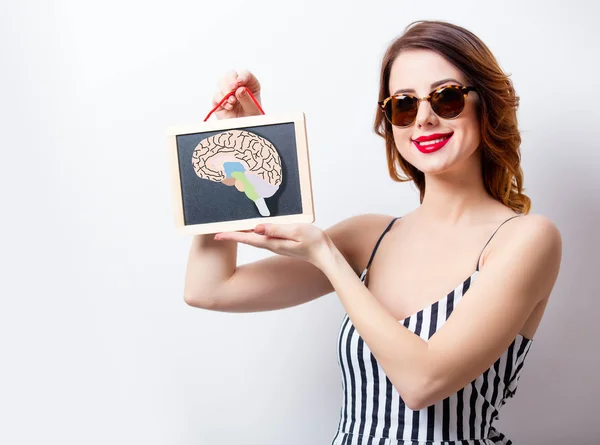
xmin=415 ymin=98 xmax=438 ymax=128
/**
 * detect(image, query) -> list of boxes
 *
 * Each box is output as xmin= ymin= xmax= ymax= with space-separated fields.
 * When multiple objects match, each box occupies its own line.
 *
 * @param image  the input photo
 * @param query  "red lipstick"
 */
xmin=412 ymin=132 xmax=453 ymax=154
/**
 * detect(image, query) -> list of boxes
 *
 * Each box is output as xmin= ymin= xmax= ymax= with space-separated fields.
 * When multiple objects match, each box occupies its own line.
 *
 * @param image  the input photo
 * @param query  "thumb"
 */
xmin=254 ymin=224 xmax=297 ymax=240
xmin=235 ymin=86 xmax=262 ymax=116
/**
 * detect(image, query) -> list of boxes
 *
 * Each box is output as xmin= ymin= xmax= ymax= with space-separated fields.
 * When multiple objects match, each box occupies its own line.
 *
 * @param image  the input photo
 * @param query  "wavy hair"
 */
xmin=374 ymin=20 xmax=531 ymax=214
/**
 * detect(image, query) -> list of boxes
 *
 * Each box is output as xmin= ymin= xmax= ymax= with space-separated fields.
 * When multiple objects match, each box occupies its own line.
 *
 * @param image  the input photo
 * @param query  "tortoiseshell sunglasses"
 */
xmin=379 ymin=85 xmax=477 ymax=127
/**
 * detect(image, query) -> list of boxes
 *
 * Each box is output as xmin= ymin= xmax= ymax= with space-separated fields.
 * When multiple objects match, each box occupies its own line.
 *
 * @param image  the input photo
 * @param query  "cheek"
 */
xmin=464 ymin=120 xmax=481 ymax=151
xmin=391 ymin=128 xmax=413 ymax=155
xmin=464 ymin=104 xmax=481 ymax=143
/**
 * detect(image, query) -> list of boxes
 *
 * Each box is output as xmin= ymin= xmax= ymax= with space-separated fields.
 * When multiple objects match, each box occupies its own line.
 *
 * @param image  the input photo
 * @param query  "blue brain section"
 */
xmin=223 ymin=161 xmax=246 ymax=178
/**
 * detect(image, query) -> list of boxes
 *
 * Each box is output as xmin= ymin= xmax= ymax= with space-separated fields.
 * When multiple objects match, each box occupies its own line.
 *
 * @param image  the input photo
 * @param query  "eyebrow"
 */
xmin=392 ymin=78 xmax=464 ymax=95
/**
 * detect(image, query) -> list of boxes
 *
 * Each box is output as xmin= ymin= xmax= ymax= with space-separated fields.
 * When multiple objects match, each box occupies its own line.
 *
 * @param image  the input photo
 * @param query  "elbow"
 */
xmin=183 ymin=289 xmax=216 ymax=309
xmin=403 ymin=391 xmax=431 ymax=412
xmin=401 ymin=386 xmax=427 ymax=411
xmin=398 ymin=373 xmax=440 ymax=411
xmin=411 ymin=379 xmax=452 ymax=411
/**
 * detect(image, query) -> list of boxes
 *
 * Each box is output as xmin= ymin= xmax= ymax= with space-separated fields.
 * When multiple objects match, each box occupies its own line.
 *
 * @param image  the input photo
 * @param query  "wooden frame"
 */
xmin=167 ymin=112 xmax=314 ymax=235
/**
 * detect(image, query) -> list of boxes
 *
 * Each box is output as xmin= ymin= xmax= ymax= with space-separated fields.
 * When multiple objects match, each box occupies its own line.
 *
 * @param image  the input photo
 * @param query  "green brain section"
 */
xmin=231 ymin=171 xmax=259 ymax=201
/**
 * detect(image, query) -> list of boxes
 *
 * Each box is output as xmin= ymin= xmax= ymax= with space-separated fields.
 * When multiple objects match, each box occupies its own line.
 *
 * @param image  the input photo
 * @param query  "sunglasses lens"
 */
xmin=431 ymin=87 xmax=465 ymax=118
xmin=386 ymin=95 xmax=418 ymax=126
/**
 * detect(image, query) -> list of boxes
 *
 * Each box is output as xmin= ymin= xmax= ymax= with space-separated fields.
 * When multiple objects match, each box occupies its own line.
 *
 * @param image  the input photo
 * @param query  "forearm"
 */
xmin=183 ymin=234 xmax=237 ymax=307
xmin=318 ymin=244 xmax=431 ymax=408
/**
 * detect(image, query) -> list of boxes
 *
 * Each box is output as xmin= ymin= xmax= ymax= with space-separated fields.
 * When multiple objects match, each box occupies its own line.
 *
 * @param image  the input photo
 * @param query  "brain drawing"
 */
xmin=191 ymin=130 xmax=283 ymax=216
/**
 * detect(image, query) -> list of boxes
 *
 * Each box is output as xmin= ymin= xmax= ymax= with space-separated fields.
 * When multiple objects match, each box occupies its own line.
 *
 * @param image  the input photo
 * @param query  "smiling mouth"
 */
xmin=414 ymin=135 xmax=452 ymax=146
xmin=412 ymin=134 xmax=453 ymax=154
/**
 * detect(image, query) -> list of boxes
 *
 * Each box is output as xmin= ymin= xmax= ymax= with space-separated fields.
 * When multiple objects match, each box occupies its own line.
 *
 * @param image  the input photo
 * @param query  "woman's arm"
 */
xmin=318 ymin=213 xmax=562 ymax=410
xmin=183 ymin=214 xmax=380 ymax=312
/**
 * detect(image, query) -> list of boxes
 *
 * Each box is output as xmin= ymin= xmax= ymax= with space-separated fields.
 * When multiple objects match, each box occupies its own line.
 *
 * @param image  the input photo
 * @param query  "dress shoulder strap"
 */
xmin=365 ymin=216 xmax=401 ymax=271
xmin=475 ymin=214 xmax=523 ymax=271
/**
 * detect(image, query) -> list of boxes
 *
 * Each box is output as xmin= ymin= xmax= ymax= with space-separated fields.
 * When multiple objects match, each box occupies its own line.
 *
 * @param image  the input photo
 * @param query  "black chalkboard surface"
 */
xmin=167 ymin=112 xmax=314 ymax=235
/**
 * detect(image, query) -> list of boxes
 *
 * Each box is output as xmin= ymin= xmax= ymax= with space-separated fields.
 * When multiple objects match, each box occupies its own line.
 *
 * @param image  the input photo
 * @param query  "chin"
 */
xmin=416 ymin=162 xmax=455 ymax=176
xmin=398 ymin=140 xmax=480 ymax=177
xmin=400 ymin=150 xmax=452 ymax=173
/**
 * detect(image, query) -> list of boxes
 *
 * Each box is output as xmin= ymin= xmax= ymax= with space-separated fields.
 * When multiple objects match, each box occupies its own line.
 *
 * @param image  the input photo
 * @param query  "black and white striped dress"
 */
xmin=331 ymin=216 xmax=532 ymax=445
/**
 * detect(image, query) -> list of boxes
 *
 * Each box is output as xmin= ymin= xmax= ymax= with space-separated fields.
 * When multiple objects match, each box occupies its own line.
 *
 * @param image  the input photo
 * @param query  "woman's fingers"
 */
xmin=212 ymin=92 xmax=233 ymax=111
xmin=214 ymin=231 xmax=290 ymax=253
xmin=235 ymin=86 xmax=262 ymax=116
xmin=211 ymin=69 xmax=263 ymax=118
xmin=219 ymin=70 xmax=238 ymax=96
xmin=236 ymin=69 xmax=261 ymax=95
xmin=217 ymin=70 xmax=239 ymax=107
xmin=234 ymin=70 xmax=262 ymax=115
xmin=215 ymin=231 xmax=260 ymax=244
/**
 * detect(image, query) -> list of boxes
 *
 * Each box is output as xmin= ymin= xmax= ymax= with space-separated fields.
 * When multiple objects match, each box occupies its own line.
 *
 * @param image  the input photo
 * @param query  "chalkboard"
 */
xmin=167 ymin=112 xmax=314 ymax=235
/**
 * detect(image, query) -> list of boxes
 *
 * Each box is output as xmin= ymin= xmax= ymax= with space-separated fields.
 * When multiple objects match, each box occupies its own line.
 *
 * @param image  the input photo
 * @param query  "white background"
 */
xmin=1 ymin=1 xmax=598 ymax=444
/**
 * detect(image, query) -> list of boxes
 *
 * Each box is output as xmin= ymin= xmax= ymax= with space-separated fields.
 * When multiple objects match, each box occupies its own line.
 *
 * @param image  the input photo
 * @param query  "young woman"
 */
xmin=184 ymin=20 xmax=562 ymax=445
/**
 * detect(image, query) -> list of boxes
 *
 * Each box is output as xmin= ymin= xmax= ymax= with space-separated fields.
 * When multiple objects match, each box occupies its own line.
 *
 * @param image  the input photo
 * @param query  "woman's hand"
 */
xmin=212 ymin=69 xmax=263 ymax=120
xmin=214 ymin=223 xmax=335 ymax=269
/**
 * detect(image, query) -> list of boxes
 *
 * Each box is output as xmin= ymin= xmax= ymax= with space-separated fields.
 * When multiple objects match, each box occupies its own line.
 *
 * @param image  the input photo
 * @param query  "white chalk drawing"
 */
xmin=191 ymin=130 xmax=283 ymax=216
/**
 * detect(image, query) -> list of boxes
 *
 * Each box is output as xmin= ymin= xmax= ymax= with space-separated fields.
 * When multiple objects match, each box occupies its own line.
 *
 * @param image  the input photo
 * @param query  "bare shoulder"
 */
xmin=486 ymin=213 xmax=563 ymax=297
xmin=501 ymin=213 xmax=562 ymax=254
xmin=325 ymin=213 xmax=400 ymax=276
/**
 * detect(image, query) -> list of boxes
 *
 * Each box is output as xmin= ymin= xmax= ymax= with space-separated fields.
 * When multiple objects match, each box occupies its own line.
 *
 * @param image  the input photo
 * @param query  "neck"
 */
xmin=417 ymin=158 xmax=493 ymax=225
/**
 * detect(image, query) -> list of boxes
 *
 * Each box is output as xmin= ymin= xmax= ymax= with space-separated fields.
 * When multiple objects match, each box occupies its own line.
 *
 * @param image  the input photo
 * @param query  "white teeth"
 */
xmin=418 ymin=135 xmax=450 ymax=146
